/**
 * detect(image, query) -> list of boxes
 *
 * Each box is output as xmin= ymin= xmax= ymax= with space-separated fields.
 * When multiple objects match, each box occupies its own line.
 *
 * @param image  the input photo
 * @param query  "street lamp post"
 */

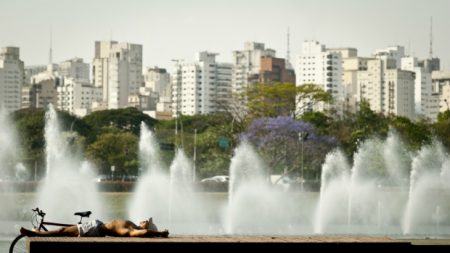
xmin=193 ymin=128 xmax=197 ymax=182
xmin=34 ymin=160 xmax=38 ymax=181
xmin=111 ymin=165 xmax=115 ymax=181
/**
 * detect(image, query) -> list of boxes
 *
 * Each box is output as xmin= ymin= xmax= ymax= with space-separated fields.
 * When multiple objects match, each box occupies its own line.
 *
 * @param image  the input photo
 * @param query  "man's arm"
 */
xmin=129 ymin=229 xmax=169 ymax=238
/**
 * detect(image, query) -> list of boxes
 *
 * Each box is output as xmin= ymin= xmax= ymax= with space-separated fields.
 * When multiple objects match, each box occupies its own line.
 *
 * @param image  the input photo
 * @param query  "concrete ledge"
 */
xmin=27 ymin=235 xmax=413 ymax=253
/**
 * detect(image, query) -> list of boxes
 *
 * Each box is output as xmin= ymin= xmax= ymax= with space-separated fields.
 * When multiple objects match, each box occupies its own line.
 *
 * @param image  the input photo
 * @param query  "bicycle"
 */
xmin=9 ymin=207 xmax=92 ymax=253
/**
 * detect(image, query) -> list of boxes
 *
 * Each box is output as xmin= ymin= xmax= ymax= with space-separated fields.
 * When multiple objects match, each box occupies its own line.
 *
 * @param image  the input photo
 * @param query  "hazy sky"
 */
xmin=1 ymin=0 xmax=449 ymax=70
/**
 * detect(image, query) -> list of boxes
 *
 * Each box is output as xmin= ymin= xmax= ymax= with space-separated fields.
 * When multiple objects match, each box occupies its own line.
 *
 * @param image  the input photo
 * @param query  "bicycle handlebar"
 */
xmin=32 ymin=207 xmax=46 ymax=218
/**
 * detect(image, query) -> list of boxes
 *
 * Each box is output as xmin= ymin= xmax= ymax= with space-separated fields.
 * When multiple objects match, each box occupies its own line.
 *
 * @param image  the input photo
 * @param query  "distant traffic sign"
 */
xmin=218 ymin=137 xmax=230 ymax=150
xmin=159 ymin=143 xmax=175 ymax=151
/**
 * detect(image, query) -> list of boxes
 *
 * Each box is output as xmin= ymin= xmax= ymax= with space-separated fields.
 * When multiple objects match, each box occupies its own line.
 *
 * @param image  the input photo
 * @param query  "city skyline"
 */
xmin=0 ymin=0 xmax=449 ymax=69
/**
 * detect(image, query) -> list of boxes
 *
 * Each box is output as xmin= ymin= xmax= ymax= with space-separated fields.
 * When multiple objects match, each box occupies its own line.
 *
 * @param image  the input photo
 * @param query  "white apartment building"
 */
xmin=232 ymin=42 xmax=275 ymax=94
xmin=296 ymin=41 xmax=344 ymax=114
xmin=432 ymin=70 xmax=450 ymax=113
xmin=357 ymin=58 xmax=415 ymax=119
xmin=58 ymin=58 xmax=89 ymax=81
xmin=401 ymin=56 xmax=439 ymax=122
xmin=92 ymin=41 xmax=143 ymax=109
xmin=0 ymin=47 xmax=24 ymax=112
xmin=172 ymin=52 xmax=232 ymax=116
xmin=57 ymin=78 xmax=102 ymax=117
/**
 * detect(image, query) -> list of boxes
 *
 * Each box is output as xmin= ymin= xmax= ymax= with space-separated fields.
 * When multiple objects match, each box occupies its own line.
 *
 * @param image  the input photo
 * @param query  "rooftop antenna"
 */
xmin=49 ymin=29 xmax=53 ymax=65
xmin=407 ymin=39 xmax=411 ymax=56
xmin=429 ymin=16 xmax=433 ymax=58
xmin=286 ymin=27 xmax=290 ymax=64
xmin=171 ymin=59 xmax=183 ymax=148
xmin=285 ymin=27 xmax=294 ymax=69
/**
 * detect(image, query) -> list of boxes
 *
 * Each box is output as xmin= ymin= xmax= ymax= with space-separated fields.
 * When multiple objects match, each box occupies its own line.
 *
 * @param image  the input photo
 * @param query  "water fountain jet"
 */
xmin=35 ymin=105 xmax=103 ymax=222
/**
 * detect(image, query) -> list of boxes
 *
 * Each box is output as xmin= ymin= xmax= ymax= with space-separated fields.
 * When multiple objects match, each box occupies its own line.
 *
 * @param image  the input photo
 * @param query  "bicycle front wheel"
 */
xmin=9 ymin=234 xmax=27 ymax=253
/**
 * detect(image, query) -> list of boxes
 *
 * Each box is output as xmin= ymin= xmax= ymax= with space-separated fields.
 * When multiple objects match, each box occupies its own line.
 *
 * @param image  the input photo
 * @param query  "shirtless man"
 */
xmin=20 ymin=218 xmax=169 ymax=238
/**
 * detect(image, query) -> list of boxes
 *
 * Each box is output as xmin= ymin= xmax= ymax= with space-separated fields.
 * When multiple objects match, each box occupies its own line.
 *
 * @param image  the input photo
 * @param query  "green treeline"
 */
xmin=7 ymin=83 xmax=450 ymax=181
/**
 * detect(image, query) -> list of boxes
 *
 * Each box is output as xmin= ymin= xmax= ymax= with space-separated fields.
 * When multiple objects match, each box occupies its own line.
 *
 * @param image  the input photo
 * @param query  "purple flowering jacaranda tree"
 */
xmin=241 ymin=116 xmax=337 ymax=182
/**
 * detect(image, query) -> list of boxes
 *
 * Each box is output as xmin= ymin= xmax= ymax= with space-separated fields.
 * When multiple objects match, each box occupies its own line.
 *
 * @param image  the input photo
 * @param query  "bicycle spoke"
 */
xmin=9 ymin=235 xmax=27 ymax=253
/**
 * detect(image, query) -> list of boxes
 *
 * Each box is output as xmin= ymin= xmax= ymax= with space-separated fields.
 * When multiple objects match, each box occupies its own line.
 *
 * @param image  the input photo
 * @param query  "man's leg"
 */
xmin=20 ymin=226 xmax=79 ymax=237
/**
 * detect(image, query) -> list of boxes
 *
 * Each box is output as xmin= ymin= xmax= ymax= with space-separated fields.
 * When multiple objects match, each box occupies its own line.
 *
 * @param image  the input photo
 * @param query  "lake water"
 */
xmin=2 ymin=190 xmax=450 ymax=252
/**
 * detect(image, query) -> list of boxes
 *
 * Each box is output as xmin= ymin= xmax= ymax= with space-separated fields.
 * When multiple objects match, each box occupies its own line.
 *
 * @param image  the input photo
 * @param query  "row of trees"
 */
xmin=7 ymin=82 xmax=450 ymax=182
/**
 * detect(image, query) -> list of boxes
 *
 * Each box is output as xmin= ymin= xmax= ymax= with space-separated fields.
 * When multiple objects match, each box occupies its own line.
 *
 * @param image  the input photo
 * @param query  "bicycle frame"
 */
xmin=32 ymin=208 xmax=76 ymax=232
xmin=10 ymin=207 xmax=93 ymax=253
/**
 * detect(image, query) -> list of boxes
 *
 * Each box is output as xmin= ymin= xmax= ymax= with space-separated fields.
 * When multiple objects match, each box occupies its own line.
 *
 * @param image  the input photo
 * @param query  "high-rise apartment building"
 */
xmin=401 ymin=56 xmax=439 ymax=121
xmin=258 ymin=56 xmax=295 ymax=84
xmin=57 ymin=78 xmax=102 ymax=117
xmin=357 ymin=58 xmax=415 ymax=119
xmin=58 ymin=58 xmax=90 ymax=81
xmin=0 ymin=47 xmax=24 ymax=112
xmin=28 ymin=78 xmax=60 ymax=109
xmin=144 ymin=67 xmax=170 ymax=99
xmin=92 ymin=41 xmax=143 ymax=109
xmin=329 ymin=48 xmax=370 ymax=113
xmin=172 ymin=52 xmax=232 ymax=116
xmin=373 ymin=46 xmax=405 ymax=69
xmin=419 ymin=58 xmax=440 ymax=73
xmin=232 ymin=42 xmax=275 ymax=94
xmin=296 ymin=41 xmax=344 ymax=114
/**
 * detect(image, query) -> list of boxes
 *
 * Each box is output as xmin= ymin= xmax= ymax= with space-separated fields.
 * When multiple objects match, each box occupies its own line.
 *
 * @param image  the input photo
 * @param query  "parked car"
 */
xmin=121 ymin=175 xmax=138 ymax=182
xmin=201 ymin=175 xmax=229 ymax=183
xmin=95 ymin=175 xmax=111 ymax=182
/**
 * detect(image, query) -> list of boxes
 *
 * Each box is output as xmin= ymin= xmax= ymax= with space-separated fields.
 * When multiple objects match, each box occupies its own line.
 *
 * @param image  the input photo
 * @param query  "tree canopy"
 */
xmin=83 ymin=107 xmax=156 ymax=142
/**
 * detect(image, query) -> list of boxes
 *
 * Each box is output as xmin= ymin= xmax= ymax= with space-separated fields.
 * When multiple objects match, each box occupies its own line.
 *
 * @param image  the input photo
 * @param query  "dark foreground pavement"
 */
xmin=25 ymin=235 xmax=448 ymax=253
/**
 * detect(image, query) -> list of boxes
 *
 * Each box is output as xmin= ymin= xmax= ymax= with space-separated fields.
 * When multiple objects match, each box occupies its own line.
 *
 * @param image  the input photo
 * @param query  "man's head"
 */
xmin=139 ymin=217 xmax=158 ymax=231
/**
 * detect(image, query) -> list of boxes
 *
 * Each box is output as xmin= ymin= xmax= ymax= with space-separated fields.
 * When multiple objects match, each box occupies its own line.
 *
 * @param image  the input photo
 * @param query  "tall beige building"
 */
xmin=92 ymin=41 xmax=143 ymax=109
xmin=357 ymin=58 xmax=415 ymax=119
xmin=0 ymin=47 xmax=24 ymax=112
xmin=144 ymin=67 xmax=170 ymax=99
xmin=58 ymin=58 xmax=90 ymax=81
xmin=328 ymin=48 xmax=370 ymax=113
xmin=401 ymin=56 xmax=439 ymax=122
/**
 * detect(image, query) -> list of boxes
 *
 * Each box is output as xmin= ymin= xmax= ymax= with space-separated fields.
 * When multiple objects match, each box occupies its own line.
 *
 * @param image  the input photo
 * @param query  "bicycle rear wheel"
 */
xmin=9 ymin=234 xmax=27 ymax=253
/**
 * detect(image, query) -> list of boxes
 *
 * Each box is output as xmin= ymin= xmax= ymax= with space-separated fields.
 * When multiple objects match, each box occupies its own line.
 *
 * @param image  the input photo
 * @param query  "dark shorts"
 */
xmin=77 ymin=219 xmax=105 ymax=237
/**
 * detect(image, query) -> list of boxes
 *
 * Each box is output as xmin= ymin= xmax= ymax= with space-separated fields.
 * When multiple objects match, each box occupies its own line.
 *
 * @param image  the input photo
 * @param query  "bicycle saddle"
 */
xmin=74 ymin=211 xmax=92 ymax=218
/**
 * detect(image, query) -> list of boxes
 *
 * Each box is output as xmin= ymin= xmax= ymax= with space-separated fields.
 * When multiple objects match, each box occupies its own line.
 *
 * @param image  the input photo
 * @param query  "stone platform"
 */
xmin=25 ymin=235 xmax=418 ymax=253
